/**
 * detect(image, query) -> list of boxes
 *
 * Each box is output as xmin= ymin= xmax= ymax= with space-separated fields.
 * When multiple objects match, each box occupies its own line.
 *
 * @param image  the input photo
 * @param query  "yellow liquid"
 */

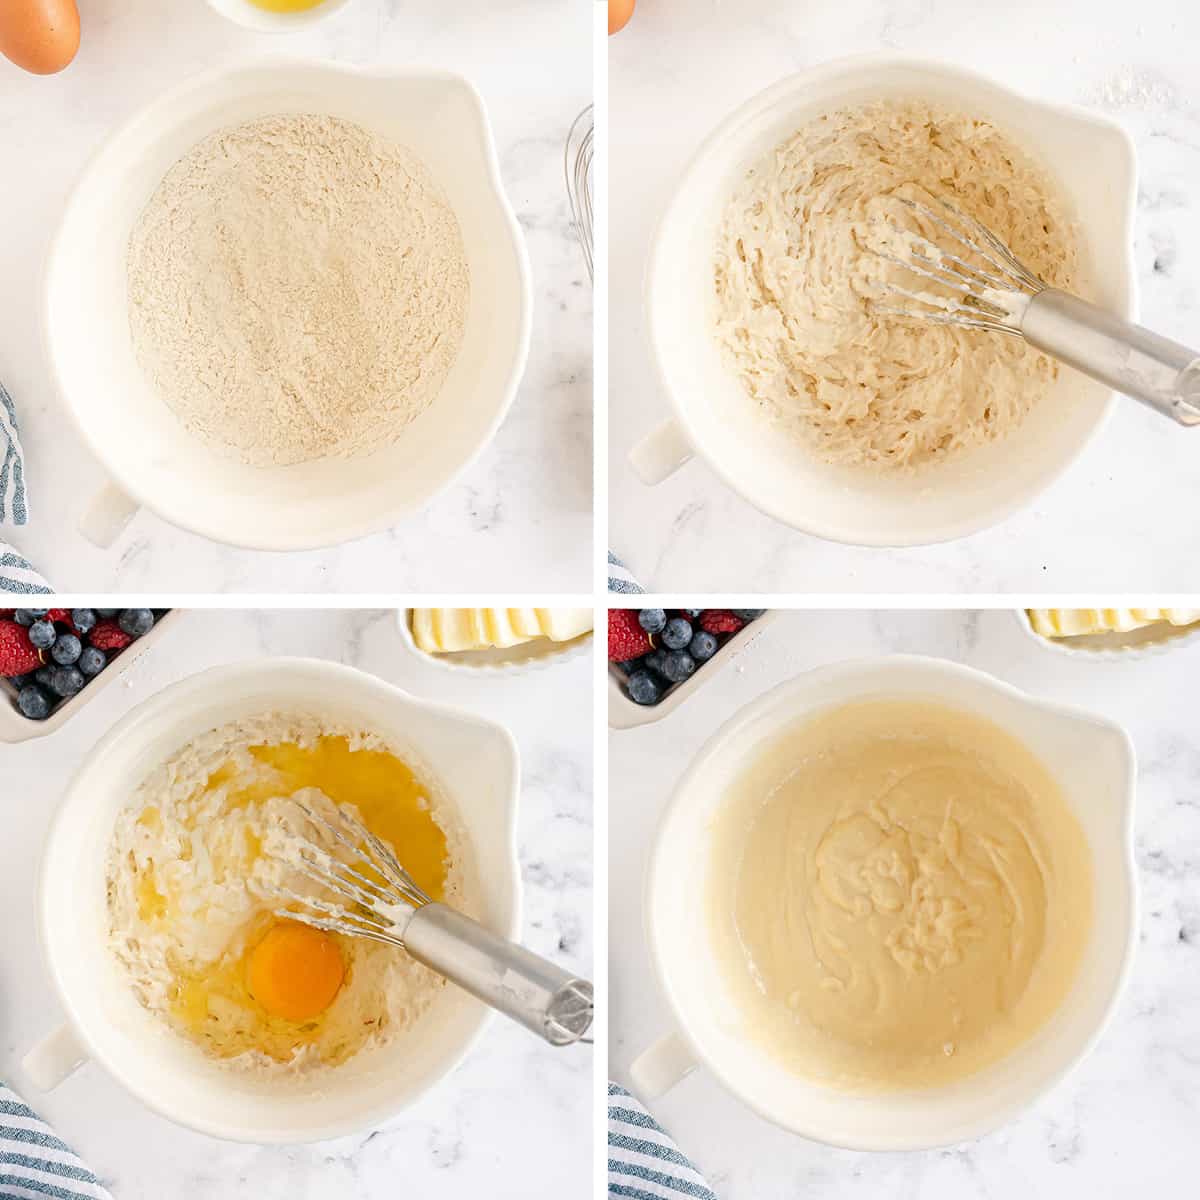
xmin=247 ymin=0 xmax=328 ymax=12
xmin=145 ymin=735 xmax=449 ymax=1063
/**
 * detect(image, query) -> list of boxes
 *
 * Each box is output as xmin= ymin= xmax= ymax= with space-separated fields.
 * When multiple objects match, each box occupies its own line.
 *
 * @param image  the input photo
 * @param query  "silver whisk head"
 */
xmin=270 ymin=800 xmax=427 ymax=951
xmin=565 ymin=104 xmax=594 ymax=283
xmin=869 ymin=196 xmax=1046 ymax=334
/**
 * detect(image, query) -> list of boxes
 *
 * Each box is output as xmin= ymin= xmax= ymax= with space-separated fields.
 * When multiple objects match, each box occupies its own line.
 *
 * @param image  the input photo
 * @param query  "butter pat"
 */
xmin=1028 ymin=608 xmax=1200 ymax=638
xmin=410 ymin=608 xmax=593 ymax=654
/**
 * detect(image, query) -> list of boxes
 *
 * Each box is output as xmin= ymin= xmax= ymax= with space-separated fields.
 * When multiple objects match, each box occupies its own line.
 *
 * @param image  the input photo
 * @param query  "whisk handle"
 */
xmin=404 ymin=903 xmax=594 ymax=1046
xmin=1023 ymin=290 xmax=1200 ymax=426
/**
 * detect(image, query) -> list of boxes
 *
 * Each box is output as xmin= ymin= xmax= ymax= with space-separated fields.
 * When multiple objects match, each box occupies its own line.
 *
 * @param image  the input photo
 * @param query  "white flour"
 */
xmin=127 ymin=115 xmax=470 ymax=467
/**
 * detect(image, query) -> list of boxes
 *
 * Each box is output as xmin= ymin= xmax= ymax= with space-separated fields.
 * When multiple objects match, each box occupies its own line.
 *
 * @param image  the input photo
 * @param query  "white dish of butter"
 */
xmin=399 ymin=608 xmax=593 ymax=673
xmin=708 ymin=699 xmax=1093 ymax=1092
xmin=1021 ymin=608 xmax=1200 ymax=658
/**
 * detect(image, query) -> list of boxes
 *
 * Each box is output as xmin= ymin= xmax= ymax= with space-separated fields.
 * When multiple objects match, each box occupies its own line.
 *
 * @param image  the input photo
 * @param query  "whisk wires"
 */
xmin=565 ymin=104 xmax=594 ymax=283
xmin=870 ymin=196 xmax=1046 ymax=334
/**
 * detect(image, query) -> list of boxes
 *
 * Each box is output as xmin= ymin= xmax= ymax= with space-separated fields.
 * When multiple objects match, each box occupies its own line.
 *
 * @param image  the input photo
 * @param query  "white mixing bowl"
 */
xmin=24 ymin=658 xmax=522 ymax=1143
xmin=633 ymin=655 xmax=1137 ymax=1150
xmin=44 ymin=60 xmax=532 ymax=551
xmin=632 ymin=55 xmax=1137 ymax=547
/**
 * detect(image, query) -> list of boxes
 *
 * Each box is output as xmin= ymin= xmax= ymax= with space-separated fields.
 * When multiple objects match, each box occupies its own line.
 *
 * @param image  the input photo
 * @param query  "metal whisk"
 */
xmin=871 ymin=195 xmax=1200 ymax=426
xmin=565 ymin=104 xmax=594 ymax=283
xmin=271 ymin=801 xmax=593 ymax=1047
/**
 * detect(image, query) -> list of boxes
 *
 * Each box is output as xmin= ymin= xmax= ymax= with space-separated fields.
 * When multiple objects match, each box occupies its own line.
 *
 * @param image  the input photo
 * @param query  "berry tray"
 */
xmin=0 ymin=609 xmax=182 ymax=744
xmin=608 ymin=610 xmax=779 ymax=729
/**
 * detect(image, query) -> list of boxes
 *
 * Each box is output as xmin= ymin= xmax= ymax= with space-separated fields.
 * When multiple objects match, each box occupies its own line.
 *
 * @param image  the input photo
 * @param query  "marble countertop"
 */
xmin=0 ymin=0 xmax=592 ymax=592
xmin=609 ymin=609 xmax=1199 ymax=1198
xmin=0 ymin=609 xmax=593 ymax=1198
xmin=609 ymin=0 xmax=1200 ymax=592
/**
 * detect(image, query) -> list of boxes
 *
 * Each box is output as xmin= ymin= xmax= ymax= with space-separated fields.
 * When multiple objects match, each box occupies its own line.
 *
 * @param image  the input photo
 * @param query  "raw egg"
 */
xmin=609 ymin=0 xmax=635 ymax=36
xmin=247 ymin=920 xmax=346 ymax=1023
xmin=0 ymin=0 xmax=79 ymax=75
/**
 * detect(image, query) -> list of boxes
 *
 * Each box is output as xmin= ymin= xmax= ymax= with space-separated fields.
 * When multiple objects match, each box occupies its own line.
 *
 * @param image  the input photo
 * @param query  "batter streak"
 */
xmin=708 ymin=700 xmax=1093 ymax=1090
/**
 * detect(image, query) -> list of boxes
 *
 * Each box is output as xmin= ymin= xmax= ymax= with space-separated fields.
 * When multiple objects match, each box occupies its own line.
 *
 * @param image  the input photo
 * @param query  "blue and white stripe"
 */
xmin=0 ymin=383 xmax=28 ymax=528
xmin=0 ymin=1084 xmax=111 ymax=1200
xmin=609 ymin=1083 xmax=718 ymax=1200
xmin=607 ymin=552 xmax=645 ymax=595
xmin=0 ymin=382 xmax=49 ymax=594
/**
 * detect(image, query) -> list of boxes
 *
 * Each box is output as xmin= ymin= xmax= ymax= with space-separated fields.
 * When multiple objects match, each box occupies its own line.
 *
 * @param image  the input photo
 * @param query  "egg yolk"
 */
xmin=247 ymin=921 xmax=345 ymax=1022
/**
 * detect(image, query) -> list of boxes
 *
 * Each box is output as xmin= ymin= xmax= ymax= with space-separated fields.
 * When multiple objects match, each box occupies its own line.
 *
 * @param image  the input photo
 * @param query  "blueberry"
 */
xmin=662 ymin=649 xmax=697 ymax=683
xmin=16 ymin=685 xmax=52 ymax=720
xmin=9 ymin=672 xmax=35 ymax=689
xmin=627 ymin=670 xmax=662 ymax=706
xmin=95 ymin=609 xmax=118 ymax=617
xmin=47 ymin=666 xmax=85 ymax=698
xmin=13 ymin=609 xmax=46 ymax=627
xmin=682 ymin=609 xmax=703 ymax=618
xmin=119 ymin=609 xmax=155 ymax=637
xmin=637 ymin=608 xmax=667 ymax=635
xmin=643 ymin=649 xmax=667 ymax=676
xmin=78 ymin=646 xmax=107 ymax=677
xmin=661 ymin=617 xmax=693 ymax=650
xmin=71 ymin=608 xmax=98 ymax=634
xmin=28 ymin=620 xmax=57 ymax=650
xmin=616 ymin=658 xmax=641 ymax=674
xmin=689 ymin=630 xmax=719 ymax=661
xmin=35 ymin=666 xmax=55 ymax=687
xmin=50 ymin=634 xmax=82 ymax=665
xmin=732 ymin=609 xmax=765 ymax=620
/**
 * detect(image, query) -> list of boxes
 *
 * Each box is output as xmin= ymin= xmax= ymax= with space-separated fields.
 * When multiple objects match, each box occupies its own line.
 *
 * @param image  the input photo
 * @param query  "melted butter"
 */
xmin=157 ymin=735 xmax=448 ymax=1063
xmin=246 ymin=0 xmax=328 ymax=12
xmin=708 ymin=700 xmax=1094 ymax=1090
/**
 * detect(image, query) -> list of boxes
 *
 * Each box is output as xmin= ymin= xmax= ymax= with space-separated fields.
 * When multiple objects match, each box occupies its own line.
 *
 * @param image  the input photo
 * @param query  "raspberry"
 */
xmin=47 ymin=608 xmax=70 ymax=624
xmin=608 ymin=609 xmax=652 ymax=662
xmin=0 ymin=620 xmax=43 ymax=676
xmin=89 ymin=619 xmax=133 ymax=653
xmin=699 ymin=610 xmax=744 ymax=635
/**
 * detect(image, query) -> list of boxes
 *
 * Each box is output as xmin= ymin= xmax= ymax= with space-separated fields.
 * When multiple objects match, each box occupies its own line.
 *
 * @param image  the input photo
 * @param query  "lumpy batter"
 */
xmin=713 ymin=99 xmax=1079 ymax=469
xmin=708 ymin=700 xmax=1093 ymax=1090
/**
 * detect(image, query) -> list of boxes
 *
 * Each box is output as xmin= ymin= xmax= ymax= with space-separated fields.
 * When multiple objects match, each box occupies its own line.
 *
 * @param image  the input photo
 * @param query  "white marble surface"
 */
xmin=609 ymin=609 xmax=1200 ymax=1197
xmin=609 ymin=0 xmax=1200 ymax=592
xmin=0 ymin=0 xmax=592 ymax=592
xmin=0 ymin=609 xmax=593 ymax=1198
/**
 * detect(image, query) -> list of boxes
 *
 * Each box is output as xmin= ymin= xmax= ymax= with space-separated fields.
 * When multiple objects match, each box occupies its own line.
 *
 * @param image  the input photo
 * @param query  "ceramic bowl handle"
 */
xmin=22 ymin=1024 xmax=88 ymax=1091
xmin=79 ymin=481 xmax=139 ymax=548
xmin=629 ymin=418 xmax=693 ymax=485
xmin=629 ymin=1031 xmax=698 ymax=1099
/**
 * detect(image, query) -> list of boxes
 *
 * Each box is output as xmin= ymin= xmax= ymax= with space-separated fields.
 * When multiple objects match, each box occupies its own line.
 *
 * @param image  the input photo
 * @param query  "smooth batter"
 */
xmin=713 ymin=99 xmax=1079 ymax=469
xmin=708 ymin=700 xmax=1093 ymax=1090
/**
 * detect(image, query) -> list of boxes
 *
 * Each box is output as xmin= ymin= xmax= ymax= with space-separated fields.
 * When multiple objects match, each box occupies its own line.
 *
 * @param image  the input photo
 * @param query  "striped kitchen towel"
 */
xmin=607 ymin=552 xmax=645 ymax=595
xmin=0 ymin=1083 xmax=112 ymax=1199
xmin=0 ymin=381 xmax=51 ymax=595
xmin=609 ymin=1083 xmax=718 ymax=1200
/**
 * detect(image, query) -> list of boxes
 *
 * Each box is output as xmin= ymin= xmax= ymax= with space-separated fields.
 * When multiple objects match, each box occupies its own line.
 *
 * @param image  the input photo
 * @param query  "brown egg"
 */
xmin=0 ymin=0 xmax=80 ymax=75
xmin=609 ymin=0 xmax=636 ymax=36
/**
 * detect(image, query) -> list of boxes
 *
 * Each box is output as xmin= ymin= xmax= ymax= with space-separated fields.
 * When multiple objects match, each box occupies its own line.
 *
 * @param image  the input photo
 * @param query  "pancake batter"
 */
xmin=713 ymin=99 xmax=1079 ymax=469
xmin=708 ymin=700 xmax=1093 ymax=1090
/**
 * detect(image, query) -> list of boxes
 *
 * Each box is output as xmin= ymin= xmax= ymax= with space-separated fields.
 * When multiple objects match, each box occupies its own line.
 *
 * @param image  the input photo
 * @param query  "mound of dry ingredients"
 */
xmin=127 ymin=115 xmax=470 ymax=467
xmin=714 ymin=99 xmax=1079 ymax=470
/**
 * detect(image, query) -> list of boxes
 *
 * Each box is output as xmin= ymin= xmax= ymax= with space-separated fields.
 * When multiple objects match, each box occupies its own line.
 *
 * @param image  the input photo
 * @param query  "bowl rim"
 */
xmin=643 ymin=51 xmax=1139 ymax=548
xmin=37 ymin=656 xmax=523 ymax=1144
xmin=205 ymin=0 xmax=354 ymax=34
xmin=42 ymin=57 xmax=533 ymax=553
xmin=642 ymin=653 xmax=1139 ymax=1151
